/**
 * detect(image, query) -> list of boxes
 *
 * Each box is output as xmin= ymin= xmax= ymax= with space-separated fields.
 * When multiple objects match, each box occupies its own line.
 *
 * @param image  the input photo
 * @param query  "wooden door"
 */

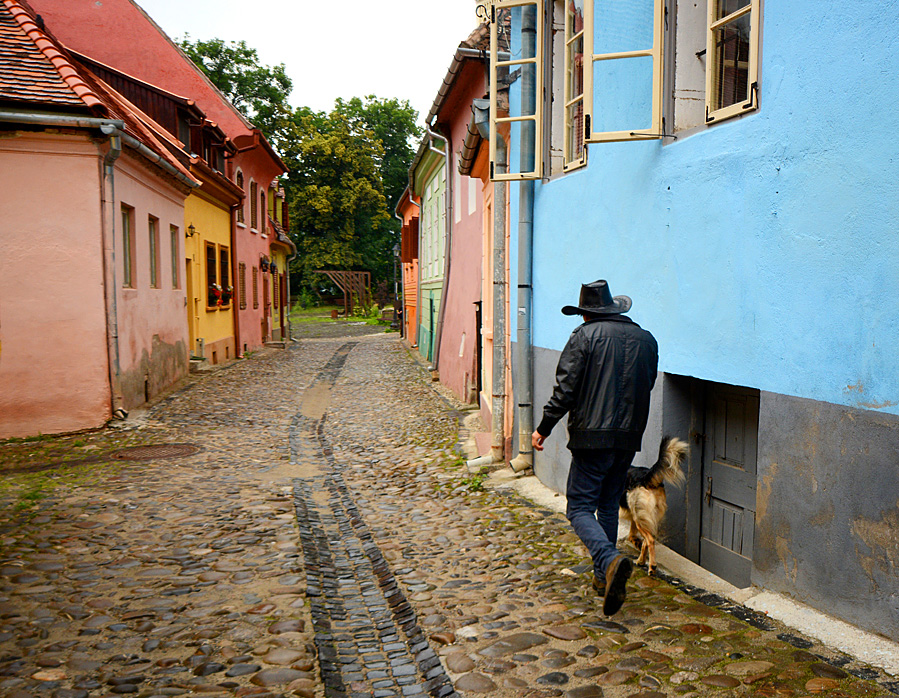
xmin=699 ymin=383 xmax=759 ymax=587
xmin=185 ymin=259 xmax=195 ymax=356
xmin=262 ymin=273 xmax=270 ymax=341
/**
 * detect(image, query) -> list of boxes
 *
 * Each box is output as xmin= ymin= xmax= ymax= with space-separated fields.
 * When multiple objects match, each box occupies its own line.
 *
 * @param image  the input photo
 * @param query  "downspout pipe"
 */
xmin=509 ymin=7 xmax=538 ymax=473
xmin=101 ymin=131 xmax=127 ymax=420
xmin=491 ymin=136 xmax=508 ymax=465
xmin=430 ymin=123 xmax=453 ymax=374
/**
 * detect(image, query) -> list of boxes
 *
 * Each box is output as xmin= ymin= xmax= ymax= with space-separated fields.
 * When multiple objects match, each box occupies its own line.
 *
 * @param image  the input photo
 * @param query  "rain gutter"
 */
xmin=509 ymin=9 xmax=538 ymax=473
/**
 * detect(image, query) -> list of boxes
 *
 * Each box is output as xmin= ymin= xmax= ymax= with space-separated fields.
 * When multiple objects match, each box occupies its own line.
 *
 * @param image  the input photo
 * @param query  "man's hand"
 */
xmin=531 ymin=430 xmax=546 ymax=451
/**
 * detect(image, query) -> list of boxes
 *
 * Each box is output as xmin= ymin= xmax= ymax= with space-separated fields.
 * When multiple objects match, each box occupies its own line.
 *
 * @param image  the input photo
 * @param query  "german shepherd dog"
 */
xmin=618 ymin=436 xmax=688 ymax=575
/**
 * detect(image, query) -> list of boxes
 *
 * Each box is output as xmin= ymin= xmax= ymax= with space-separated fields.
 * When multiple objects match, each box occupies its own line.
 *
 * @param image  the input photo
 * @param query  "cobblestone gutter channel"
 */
xmin=290 ymin=342 xmax=457 ymax=698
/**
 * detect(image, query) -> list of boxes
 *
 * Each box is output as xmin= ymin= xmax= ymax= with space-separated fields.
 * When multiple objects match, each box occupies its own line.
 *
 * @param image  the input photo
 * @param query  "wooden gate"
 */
xmin=699 ymin=383 xmax=760 ymax=588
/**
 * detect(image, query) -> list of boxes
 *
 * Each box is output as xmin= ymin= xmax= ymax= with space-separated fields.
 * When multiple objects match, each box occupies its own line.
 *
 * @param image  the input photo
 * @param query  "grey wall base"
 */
xmin=754 ymin=391 xmax=899 ymax=641
xmin=531 ymin=346 xmax=899 ymax=640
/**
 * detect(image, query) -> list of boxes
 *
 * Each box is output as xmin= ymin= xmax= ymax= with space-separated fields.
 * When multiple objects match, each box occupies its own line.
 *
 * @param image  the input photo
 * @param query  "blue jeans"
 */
xmin=566 ymin=448 xmax=635 ymax=577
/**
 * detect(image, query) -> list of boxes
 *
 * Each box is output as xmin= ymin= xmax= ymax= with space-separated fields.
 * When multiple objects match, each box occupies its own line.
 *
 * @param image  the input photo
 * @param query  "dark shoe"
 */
xmin=592 ymin=574 xmax=605 ymax=597
xmin=602 ymin=555 xmax=633 ymax=616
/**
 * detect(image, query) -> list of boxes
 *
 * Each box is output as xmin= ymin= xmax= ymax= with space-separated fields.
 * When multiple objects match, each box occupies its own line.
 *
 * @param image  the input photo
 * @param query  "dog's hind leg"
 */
xmin=632 ymin=518 xmax=655 ymax=573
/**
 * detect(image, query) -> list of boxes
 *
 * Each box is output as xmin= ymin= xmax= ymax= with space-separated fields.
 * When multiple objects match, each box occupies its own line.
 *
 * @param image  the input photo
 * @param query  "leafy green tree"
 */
xmin=178 ymin=37 xmax=422 ymax=295
xmin=283 ymin=111 xmax=390 ymax=291
xmin=333 ymin=96 xmax=421 ymax=211
xmin=179 ymin=36 xmax=293 ymax=145
xmin=285 ymin=99 xmax=420 ymax=293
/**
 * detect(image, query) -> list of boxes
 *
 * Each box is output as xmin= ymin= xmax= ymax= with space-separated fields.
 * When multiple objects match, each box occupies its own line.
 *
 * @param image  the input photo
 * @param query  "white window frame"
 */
xmin=584 ymin=0 xmax=666 ymax=143
xmin=705 ymin=0 xmax=761 ymax=123
xmin=563 ymin=0 xmax=587 ymax=171
xmin=489 ymin=0 xmax=545 ymax=182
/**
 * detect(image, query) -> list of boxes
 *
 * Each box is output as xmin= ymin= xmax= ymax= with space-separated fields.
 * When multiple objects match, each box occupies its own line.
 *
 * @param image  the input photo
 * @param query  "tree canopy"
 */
xmin=179 ymin=36 xmax=293 ymax=145
xmin=284 ymin=98 xmax=419 ymax=293
xmin=179 ymin=38 xmax=421 ymax=295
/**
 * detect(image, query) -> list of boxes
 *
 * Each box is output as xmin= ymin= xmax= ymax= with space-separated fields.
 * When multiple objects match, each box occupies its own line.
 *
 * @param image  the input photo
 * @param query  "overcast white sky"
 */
xmin=137 ymin=0 xmax=482 ymax=124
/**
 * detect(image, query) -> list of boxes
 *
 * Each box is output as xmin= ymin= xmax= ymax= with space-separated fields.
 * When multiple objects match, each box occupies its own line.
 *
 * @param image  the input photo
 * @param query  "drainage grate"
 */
xmin=110 ymin=444 xmax=201 ymax=461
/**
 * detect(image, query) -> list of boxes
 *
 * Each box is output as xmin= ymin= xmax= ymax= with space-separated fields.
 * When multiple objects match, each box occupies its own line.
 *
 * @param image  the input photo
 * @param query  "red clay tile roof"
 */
xmin=0 ymin=0 xmax=103 ymax=110
xmin=461 ymin=21 xmax=489 ymax=51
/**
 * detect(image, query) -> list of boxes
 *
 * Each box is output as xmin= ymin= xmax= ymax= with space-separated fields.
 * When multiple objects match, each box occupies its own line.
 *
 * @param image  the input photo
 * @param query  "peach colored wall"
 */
xmin=0 ymin=133 xmax=110 ymax=437
xmin=112 ymin=154 xmax=189 ymax=409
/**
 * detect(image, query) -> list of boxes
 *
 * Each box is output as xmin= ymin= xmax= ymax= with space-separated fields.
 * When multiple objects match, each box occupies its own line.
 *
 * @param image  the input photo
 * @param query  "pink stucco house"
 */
xmin=29 ymin=0 xmax=289 ymax=355
xmin=420 ymin=25 xmax=491 ymax=405
xmin=0 ymin=0 xmax=198 ymax=437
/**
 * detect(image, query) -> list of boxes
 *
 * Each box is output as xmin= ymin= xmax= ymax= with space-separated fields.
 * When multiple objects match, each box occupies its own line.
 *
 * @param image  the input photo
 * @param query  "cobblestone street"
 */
xmin=0 ymin=330 xmax=896 ymax=698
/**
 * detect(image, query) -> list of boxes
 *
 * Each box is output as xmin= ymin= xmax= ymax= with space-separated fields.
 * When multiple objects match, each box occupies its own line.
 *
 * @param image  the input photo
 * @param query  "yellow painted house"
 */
xmin=184 ymin=155 xmax=243 ymax=364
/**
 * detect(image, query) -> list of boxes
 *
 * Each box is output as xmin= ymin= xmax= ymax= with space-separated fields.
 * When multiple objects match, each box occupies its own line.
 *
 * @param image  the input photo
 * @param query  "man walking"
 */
xmin=531 ymin=280 xmax=658 ymax=616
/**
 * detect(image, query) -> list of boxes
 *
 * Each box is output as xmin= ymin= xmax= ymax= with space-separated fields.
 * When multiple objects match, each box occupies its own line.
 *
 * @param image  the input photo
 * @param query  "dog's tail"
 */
xmin=643 ymin=435 xmax=688 ymax=489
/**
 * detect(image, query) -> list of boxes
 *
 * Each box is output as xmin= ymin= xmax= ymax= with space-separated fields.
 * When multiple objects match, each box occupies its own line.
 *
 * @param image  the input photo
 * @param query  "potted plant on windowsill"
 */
xmin=210 ymin=282 xmax=223 ymax=306
xmin=221 ymin=285 xmax=233 ymax=305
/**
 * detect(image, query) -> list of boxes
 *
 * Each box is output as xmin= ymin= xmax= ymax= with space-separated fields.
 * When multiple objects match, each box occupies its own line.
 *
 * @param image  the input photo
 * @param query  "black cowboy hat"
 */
xmin=561 ymin=280 xmax=632 ymax=316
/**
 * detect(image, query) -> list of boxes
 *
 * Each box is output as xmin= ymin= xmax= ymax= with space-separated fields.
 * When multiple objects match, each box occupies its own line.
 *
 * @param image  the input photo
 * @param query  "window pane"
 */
xmin=504 ymin=5 xmax=538 ymax=62
xmin=122 ymin=208 xmax=132 ymax=287
xmin=566 ymin=101 xmax=585 ymax=163
xmin=149 ymin=218 xmax=158 ymax=288
xmin=567 ymin=0 xmax=585 ymax=38
xmin=592 ymin=55 xmax=654 ymax=133
xmin=219 ymin=249 xmax=230 ymax=305
xmin=206 ymin=245 xmax=217 ymax=306
xmin=594 ymin=0 xmax=655 ymax=55
xmin=711 ymin=12 xmax=751 ymax=111
xmin=567 ymin=31 xmax=584 ymax=100
xmin=170 ymin=226 xmax=179 ymax=288
xmin=717 ymin=0 xmax=750 ymax=20
xmin=497 ymin=59 xmax=539 ymax=121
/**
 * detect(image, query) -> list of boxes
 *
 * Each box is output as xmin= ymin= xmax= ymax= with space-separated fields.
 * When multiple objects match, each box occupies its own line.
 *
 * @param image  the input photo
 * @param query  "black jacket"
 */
xmin=536 ymin=315 xmax=658 ymax=451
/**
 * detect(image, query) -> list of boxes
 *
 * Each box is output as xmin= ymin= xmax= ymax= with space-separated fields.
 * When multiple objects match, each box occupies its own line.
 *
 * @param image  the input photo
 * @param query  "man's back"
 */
xmin=545 ymin=315 xmax=658 ymax=451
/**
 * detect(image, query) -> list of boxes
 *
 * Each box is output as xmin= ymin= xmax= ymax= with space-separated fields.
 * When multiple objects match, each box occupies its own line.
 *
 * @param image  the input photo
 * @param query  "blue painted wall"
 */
xmin=513 ymin=0 xmax=899 ymax=416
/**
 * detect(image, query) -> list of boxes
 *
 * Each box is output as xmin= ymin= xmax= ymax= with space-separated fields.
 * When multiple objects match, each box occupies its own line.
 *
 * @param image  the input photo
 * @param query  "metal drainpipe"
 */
xmin=509 ymin=7 xmax=538 ymax=473
xmin=100 ymin=132 xmax=128 ymax=420
xmin=431 ymin=123 xmax=453 ymax=374
xmin=491 ymin=136 xmax=508 ymax=464
xmin=467 ymin=133 xmax=509 ymax=471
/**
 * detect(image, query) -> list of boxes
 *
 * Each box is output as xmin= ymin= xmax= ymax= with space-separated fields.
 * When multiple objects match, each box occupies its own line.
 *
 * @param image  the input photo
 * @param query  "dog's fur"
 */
xmin=618 ymin=436 xmax=688 ymax=575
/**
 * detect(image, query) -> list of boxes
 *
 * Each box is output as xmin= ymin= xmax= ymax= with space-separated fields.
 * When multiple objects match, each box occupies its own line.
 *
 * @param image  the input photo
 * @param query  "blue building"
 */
xmin=488 ymin=0 xmax=899 ymax=639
